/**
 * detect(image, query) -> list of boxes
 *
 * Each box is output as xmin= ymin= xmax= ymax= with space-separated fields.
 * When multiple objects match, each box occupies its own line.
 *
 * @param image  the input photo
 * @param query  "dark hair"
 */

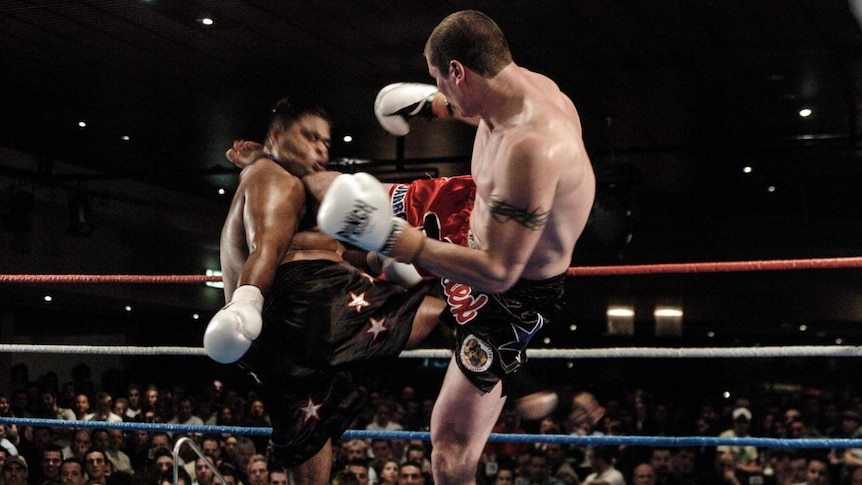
xmin=424 ymin=10 xmax=512 ymax=77
xmin=269 ymin=97 xmax=331 ymax=134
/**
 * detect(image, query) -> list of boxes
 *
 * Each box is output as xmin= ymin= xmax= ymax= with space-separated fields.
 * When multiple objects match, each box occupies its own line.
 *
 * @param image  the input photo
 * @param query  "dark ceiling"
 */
xmin=2 ymin=0 xmax=862 ymax=353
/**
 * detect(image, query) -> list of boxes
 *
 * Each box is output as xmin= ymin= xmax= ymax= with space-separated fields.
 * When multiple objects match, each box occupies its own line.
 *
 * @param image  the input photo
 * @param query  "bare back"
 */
xmin=470 ymin=65 xmax=595 ymax=280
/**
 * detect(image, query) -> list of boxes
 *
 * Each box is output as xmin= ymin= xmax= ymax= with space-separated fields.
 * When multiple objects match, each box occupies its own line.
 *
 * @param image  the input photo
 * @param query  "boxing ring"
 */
xmin=3 ymin=255 xmax=862 ymax=451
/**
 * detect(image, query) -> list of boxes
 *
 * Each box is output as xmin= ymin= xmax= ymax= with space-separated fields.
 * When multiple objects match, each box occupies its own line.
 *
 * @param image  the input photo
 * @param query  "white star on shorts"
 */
xmin=366 ymin=317 xmax=389 ymax=342
xmin=300 ymin=396 xmax=323 ymax=422
xmin=346 ymin=291 xmax=371 ymax=312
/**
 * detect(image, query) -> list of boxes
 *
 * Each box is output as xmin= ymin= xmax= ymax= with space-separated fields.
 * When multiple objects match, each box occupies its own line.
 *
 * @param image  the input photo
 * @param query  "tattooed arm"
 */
xmin=412 ymin=133 xmax=568 ymax=293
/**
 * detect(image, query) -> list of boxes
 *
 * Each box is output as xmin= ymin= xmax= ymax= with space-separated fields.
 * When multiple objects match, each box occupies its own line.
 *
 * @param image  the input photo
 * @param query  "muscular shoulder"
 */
xmin=239 ymin=158 xmax=303 ymax=191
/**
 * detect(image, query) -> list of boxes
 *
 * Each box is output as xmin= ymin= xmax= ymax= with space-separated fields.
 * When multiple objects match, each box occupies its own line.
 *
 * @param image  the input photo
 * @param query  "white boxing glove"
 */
xmin=367 ymin=252 xmax=423 ymax=288
xmin=374 ymin=83 xmax=438 ymax=136
xmin=317 ymin=173 xmax=426 ymax=262
xmin=203 ymin=285 xmax=264 ymax=364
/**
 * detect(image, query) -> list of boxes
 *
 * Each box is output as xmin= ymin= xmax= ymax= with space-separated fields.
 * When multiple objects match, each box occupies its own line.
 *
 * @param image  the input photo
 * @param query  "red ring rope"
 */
xmin=1 ymin=257 xmax=861 ymax=283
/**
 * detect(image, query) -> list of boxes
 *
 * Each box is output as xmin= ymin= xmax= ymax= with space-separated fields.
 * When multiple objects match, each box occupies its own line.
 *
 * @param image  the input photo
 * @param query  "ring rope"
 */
xmin=1 ymin=256 xmax=861 ymax=284
xmin=0 ymin=417 xmax=858 ymax=449
xmin=1 ymin=344 xmax=861 ymax=359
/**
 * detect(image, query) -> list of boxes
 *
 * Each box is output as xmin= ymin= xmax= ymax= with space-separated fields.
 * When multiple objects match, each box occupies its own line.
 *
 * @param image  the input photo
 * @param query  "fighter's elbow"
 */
xmin=481 ymin=266 xmax=521 ymax=294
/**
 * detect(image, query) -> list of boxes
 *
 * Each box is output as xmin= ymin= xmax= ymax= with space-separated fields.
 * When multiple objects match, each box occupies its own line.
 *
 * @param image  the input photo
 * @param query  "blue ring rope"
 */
xmin=2 ymin=417 xmax=859 ymax=449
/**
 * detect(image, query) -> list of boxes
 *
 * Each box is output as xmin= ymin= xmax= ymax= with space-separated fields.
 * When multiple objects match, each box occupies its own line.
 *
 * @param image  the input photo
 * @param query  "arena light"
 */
xmin=654 ymin=305 xmax=683 ymax=337
xmin=205 ymin=269 xmax=224 ymax=289
xmin=606 ymin=305 xmax=634 ymax=336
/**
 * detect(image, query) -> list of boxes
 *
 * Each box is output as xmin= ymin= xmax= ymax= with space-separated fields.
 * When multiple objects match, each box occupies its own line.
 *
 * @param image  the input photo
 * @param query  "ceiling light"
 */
xmin=125 ymin=305 xmax=132 ymax=312
xmin=767 ymin=186 xmax=776 ymax=193
xmin=44 ymin=295 xmax=52 ymax=302
xmin=799 ymin=108 xmax=812 ymax=117
xmin=192 ymin=313 xmax=200 ymax=320
xmin=199 ymin=17 xmax=214 ymax=26
xmin=343 ymin=135 xmax=353 ymax=143
xmin=78 ymin=121 xmax=87 ymax=128
xmin=120 ymin=135 xmax=130 ymax=141
xmin=799 ymin=324 xmax=807 ymax=332
xmin=743 ymin=166 xmax=752 ymax=174
xmin=218 ymin=188 xmax=226 ymax=196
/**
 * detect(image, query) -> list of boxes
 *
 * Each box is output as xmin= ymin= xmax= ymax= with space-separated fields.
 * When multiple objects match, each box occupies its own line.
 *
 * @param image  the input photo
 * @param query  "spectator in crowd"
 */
xmin=84 ymin=449 xmax=109 ymax=485
xmin=104 ymin=430 xmax=132 ymax=475
xmin=159 ymin=465 xmax=192 ymax=485
xmin=398 ymin=461 xmax=426 ymax=485
xmin=516 ymin=448 xmax=567 ymax=485
xmin=191 ymin=455 xmax=215 ymax=485
xmin=59 ymin=458 xmax=85 ymax=485
xmin=695 ymin=453 xmax=741 ymax=485
xmin=633 ymin=463 xmax=657 ymax=485
xmin=124 ymin=385 xmax=143 ymax=421
xmin=4 ymin=455 xmax=29 ymax=485
xmin=804 ymin=456 xmax=829 ymax=485
xmin=153 ymin=448 xmax=175 ymax=475
xmin=214 ymin=464 xmax=237 ymax=485
xmin=62 ymin=429 xmax=90 ymax=462
xmin=269 ymin=470 xmax=287 ymax=485
xmin=71 ymin=395 xmax=92 ymax=421
xmin=584 ymin=446 xmax=625 ymax=485
xmin=378 ymin=458 xmax=400 ymax=485
xmin=246 ymin=454 xmax=268 ymax=485
xmin=39 ymin=444 xmax=64 ymax=485
xmin=716 ymin=408 xmax=762 ymax=478
xmin=345 ymin=459 xmax=370 ymax=485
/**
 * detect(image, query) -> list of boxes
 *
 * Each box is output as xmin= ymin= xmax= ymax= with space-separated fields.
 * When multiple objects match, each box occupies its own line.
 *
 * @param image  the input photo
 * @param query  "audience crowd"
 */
xmin=1 ymin=362 xmax=861 ymax=485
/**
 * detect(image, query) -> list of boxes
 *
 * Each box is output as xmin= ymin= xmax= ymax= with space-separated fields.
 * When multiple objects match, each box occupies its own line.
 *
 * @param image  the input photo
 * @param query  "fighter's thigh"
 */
xmin=406 ymin=296 xmax=447 ymax=349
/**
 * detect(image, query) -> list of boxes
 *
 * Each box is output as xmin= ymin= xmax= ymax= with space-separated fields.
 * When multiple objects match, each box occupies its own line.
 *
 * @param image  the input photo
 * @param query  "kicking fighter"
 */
xmin=309 ymin=10 xmax=596 ymax=484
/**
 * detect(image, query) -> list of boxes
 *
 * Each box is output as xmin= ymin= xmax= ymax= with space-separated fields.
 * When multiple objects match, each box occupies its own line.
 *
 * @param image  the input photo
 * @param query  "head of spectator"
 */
xmin=84 ymin=448 xmax=109 ymax=484
xmin=3 ymin=455 xmax=29 ymax=485
xmin=200 ymin=435 xmax=222 ymax=464
xmin=42 ymin=443 xmax=64 ymax=483
xmin=232 ymin=437 xmax=256 ymax=478
xmin=633 ymin=462 xmax=657 ymax=485
xmin=378 ymin=458 xmax=400 ymax=485
xmin=215 ymin=464 xmax=237 ymax=485
xmin=268 ymin=470 xmax=287 ymax=485
xmin=246 ymin=454 xmax=268 ymax=485
xmin=90 ymin=428 xmax=109 ymax=451
xmin=331 ymin=471 xmax=360 ymax=485
xmin=159 ymin=465 xmax=192 ymax=485
xmin=345 ymin=458 xmax=370 ymax=485
xmin=342 ymin=439 xmax=369 ymax=464
xmin=398 ymin=461 xmax=425 ymax=485
xmin=732 ymin=407 xmax=752 ymax=435
xmin=125 ymin=384 xmax=142 ymax=413
xmin=371 ymin=439 xmax=394 ymax=463
xmin=73 ymin=394 xmax=90 ymax=420
xmin=60 ymin=458 xmax=84 ymax=485
xmin=112 ymin=397 xmax=128 ymax=419
xmin=150 ymin=432 xmax=171 ymax=455
xmin=805 ymin=456 xmax=829 ymax=485
xmin=194 ymin=455 xmax=216 ymax=485
xmin=70 ymin=429 xmax=92 ymax=461
xmin=650 ymin=446 xmax=672 ymax=480
xmin=524 ymin=448 xmax=554 ymax=483
xmin=153 ymin=447 xmax=174 ymax=474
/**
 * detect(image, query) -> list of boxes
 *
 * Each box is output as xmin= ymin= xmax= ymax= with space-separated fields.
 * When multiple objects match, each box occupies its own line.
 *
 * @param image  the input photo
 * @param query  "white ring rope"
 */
xmin=1 ymin=344 xmax=862 ymax=358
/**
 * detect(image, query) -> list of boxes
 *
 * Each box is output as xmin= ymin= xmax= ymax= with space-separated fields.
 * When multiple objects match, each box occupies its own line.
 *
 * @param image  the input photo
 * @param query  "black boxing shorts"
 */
xmin=239 ymin=260 xmax=438 ymax=468
xmin=440 ymin=273 xmax=566 ymax=393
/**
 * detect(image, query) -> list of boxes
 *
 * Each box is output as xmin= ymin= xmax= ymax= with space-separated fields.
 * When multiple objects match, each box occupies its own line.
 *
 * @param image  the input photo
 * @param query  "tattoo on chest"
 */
xmin=488 ymin=196 xmax=550 ymax=230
